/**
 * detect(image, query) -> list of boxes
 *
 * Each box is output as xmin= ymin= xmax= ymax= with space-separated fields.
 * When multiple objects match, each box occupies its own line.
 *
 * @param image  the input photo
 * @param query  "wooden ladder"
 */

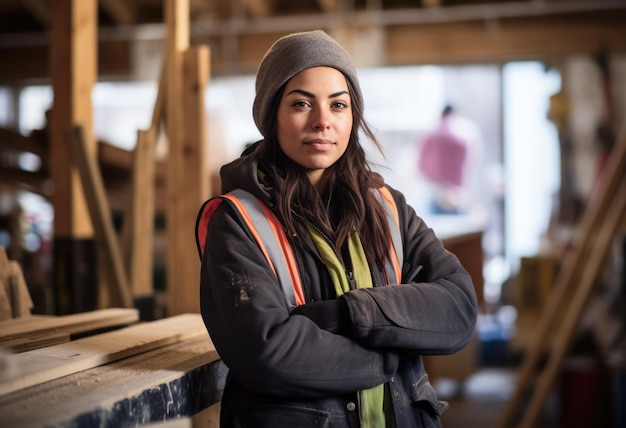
xmin=496 ymin=124 xmax=626 ymax=428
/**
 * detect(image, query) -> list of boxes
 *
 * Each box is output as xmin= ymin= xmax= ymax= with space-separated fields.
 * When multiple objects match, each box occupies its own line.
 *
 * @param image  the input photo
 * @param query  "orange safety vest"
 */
xmin=196 ymin=187 xmax=403 ymax=309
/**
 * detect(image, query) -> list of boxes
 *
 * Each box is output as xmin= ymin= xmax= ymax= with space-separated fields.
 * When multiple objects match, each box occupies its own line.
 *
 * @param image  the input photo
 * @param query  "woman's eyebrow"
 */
xmin=285 ymin=89 xmax=350 ymax=98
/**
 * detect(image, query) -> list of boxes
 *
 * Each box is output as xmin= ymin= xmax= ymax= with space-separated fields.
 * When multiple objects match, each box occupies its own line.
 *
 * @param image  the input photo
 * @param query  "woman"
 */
xmin=197 ymin=30 xmax=478 ymax=427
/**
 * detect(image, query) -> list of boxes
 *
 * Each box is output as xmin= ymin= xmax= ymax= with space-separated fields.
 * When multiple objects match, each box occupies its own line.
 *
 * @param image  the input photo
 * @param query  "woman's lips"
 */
xmin=305 ymin=139 xmax=334 ymax=151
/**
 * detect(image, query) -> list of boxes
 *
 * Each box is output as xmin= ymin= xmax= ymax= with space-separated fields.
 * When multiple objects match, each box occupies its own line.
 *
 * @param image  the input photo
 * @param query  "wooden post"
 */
xmin=49 ymin=0 xmax=99 ymax=314
xmin=164 ymin=0 xmax=189 ymax=317
xmin=164 ymin=0 xmax=212 ymax=316
xmin=167 ymin=45 xmax=210 ymax=315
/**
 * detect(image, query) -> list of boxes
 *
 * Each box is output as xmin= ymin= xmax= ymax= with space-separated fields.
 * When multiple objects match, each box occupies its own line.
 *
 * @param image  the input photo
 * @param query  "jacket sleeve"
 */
xmin=199 ymin=203 xmax=399 ymax=398
xmin=342 ymin=187 xmax=478 ymax=355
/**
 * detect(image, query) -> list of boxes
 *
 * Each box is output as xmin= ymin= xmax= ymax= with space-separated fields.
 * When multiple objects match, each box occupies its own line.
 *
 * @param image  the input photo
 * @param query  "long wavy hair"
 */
xmin=254 ymin=77 xmax=392 ymax=270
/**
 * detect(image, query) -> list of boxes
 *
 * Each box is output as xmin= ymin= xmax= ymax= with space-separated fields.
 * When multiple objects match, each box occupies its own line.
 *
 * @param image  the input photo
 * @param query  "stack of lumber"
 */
xmin=0 ymin=310 xmax=225 ymax=427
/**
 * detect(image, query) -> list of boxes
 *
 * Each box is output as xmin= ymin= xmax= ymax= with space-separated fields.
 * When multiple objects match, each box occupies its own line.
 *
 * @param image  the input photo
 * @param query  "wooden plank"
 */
xmin=0 ymin=335 xmax=226 ymax=428
xmin=68 ymin=125 xmax=133 ymax=308
xmin=0 ymin=315 xmax=51 ymax=328
xmin=0 ymin=313 xmax=207 ymax=395
xmin=0 ymin=308 xmax=138 ymax=345
xmin=1 ymin=332 xmax=70 ymax=354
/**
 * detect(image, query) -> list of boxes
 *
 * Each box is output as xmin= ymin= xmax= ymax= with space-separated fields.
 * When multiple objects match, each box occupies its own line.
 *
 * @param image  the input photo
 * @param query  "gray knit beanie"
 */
xmin=252 ymin=30 xmax=363 ymax=137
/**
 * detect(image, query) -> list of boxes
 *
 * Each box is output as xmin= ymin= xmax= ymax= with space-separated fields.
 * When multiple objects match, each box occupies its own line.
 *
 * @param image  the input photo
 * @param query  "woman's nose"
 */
xmin=312 ymin=108 xmax=331 ymax=130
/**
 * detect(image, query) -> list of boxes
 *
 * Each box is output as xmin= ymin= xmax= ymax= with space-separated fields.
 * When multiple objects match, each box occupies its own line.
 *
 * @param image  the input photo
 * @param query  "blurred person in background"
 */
xmin=418 ymin=105 xmax=483 ymax=215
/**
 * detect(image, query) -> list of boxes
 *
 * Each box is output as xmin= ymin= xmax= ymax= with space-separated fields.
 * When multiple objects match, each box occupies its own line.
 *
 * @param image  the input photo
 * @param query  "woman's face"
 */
xmin=277 ymin=66 xmax=353 ymax=190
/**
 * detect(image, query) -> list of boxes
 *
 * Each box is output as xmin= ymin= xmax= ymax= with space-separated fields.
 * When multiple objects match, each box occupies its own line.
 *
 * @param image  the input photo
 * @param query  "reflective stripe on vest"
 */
xmin=374 ymin=186 xmax=403 ymax=285
xmin=196 ymin=187 xmax=402 ymax=309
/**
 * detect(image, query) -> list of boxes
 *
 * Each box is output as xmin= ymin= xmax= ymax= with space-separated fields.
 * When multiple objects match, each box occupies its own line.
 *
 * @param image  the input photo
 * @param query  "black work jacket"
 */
xmin=198 ymin=152 xmax=478 ymax=427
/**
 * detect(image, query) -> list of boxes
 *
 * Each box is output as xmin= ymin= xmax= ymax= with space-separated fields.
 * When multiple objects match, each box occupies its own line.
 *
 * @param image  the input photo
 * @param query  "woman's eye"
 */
xmin=293 ymin=100 xmax=310 ymax=109
xmin=332 ymin=101 xmax=348 ymax=109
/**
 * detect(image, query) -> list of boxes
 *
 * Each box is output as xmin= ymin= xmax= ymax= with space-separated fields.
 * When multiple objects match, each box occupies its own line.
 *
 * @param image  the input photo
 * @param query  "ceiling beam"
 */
xmin=385 ymin=16 xmax=626 ymax=65
xmin=0 ymin=1 xmax=625 ymax=83
xmin=2 ymin=0 xmax=624 ymax=46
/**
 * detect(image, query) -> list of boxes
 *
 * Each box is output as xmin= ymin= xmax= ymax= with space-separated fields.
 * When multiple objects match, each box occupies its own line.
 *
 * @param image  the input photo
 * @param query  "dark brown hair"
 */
xmin=255 ymin=78 xmax=393 ymax=270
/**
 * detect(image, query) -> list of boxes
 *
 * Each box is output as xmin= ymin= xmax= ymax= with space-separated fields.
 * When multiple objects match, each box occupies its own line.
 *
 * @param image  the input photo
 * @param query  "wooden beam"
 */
xmin=385 ymin=15 xmax=626 ymax=65
xmin=0 ymin=40 xmax=131 ymax=83
xmin=0 ymin=127 xmax=47 ymax=158
xmin=167 ymin=45 xmax=210 ymax=315
xmin=1 ymin=9 xmax=625 ymax=83
xmin=0 ymin=168 xmax=49 ymax=197
xmin=49 ymin=0 xmax=96 ymax=238
xmin=165 ymin=0 xmax=190 ymax=316
xmin=100 ymin=0 xmax=136 ymax=25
